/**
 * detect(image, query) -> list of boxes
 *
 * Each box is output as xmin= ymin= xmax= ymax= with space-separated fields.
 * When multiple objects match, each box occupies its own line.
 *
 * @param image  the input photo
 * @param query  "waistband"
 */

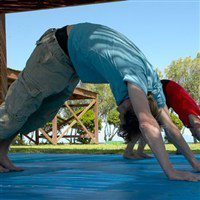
xmin=36 ymin=26 xmax=69 ymax=57
xmin=55 ymin=26 xmax=69 ymax=57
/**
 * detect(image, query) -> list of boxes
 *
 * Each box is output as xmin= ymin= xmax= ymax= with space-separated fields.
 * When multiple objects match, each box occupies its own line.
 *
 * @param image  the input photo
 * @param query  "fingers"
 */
xmin=186 ymin=174 xmax=200 ymax=182
xmin=168 ymin=170 xmax=200 ymax=182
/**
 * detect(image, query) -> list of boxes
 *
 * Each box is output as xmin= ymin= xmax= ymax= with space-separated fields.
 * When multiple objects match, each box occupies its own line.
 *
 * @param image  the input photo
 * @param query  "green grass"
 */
xmin=10 ymin=143 xmax=200 ymax=154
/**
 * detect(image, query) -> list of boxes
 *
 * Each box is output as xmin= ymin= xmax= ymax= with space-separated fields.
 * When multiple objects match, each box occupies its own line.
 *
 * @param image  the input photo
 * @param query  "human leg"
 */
xmin=189 ymin=114 xmax=200 ymax=141
xmin=0 ymin=134 xmax=24 ymax=172
xmin=20 ymin=80 xmax=78 ymax=134
xmin=0 ymin=28 xmax=79 ymax=172
xmin=136 ymin=137 xmax=152 ymax=158
xmin=123 ymin=134 xmax=141 ymax=159
xmin=0 ymin=82 xmax=78 ymax=173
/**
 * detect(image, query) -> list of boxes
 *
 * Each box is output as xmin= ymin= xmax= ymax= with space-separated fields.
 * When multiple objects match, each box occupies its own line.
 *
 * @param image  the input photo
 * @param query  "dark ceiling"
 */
xmin=0 ymin=0 xmax=123 ymax=13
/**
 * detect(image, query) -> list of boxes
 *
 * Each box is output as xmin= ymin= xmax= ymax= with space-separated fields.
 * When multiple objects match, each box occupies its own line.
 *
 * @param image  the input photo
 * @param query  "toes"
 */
xmin=9 ymin=167 xmax=24 ymax=172
xmin=3 ymin=164 xmax=24 ymax=172
xmin=0 ymin=165 xmax=9 ymax=173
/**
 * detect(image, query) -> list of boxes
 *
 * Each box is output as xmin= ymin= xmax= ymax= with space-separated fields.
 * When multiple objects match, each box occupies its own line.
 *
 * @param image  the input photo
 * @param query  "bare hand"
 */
xmin=168 ymin=170 xmax=200 ymax=182
xmin=192 ymin=163 xmax=200 ymax=172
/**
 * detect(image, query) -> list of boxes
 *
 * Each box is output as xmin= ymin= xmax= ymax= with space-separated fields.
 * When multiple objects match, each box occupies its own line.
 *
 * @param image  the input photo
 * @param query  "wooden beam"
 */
xmin=70 ymin=88 xmax=97 ymax=100
xmin=52 ymin=115 xmax=58 ymax=144
xmin=0 ymin=13 xmax=7 ymax=103
xmin=65 ymin=103 xmax=96 ymax=143
xmin=7 ymin=68 xmax=20 ymax=80
xmin=57 ymin=100 xmax=96 ymax=141
xmin=23 ymin=134 xmax=36 ymax=144
xmin=38 ymin=128 xmax=53 ymax=143
xmin=35 ymin=130 xmax=39 ymax=145
xmin=64 ymin=104 xmax=90 ymax=107
xmin=0 ymin=0 xmax=123 ymax=13
xmin=94 ymin=96 xmax=99 ymax=143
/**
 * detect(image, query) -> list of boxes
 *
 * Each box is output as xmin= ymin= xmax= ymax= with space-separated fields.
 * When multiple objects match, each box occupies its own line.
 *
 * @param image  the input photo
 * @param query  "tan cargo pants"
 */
xmin=0 ymin=28 xmax=79 ymax=139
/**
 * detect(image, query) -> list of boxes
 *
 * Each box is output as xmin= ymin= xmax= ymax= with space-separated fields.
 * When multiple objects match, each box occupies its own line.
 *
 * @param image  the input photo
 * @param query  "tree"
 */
xmin=164 ymin=53 xmax=200 ymax=103
xmin=169 ymin=111 xmax=183 ymax=131
xmin=80 ymin=83 xmax=116 ymax=119
xmin=76 ymin=109 xmax=102 ymax=144
xmin=81 ymin=83 xmax=117 ymax=141
xmin=164 ymin=53 xmax=200 ymax=143
xmin=155 ymin=67 xmax=163 ymax=79
xmin=105 ymin=108 xmax=120 ymax=141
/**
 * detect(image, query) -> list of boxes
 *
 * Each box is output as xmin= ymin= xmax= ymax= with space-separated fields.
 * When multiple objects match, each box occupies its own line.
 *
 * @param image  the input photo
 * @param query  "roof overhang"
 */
xmin=0 ymin=0 xmax=123 ymax=13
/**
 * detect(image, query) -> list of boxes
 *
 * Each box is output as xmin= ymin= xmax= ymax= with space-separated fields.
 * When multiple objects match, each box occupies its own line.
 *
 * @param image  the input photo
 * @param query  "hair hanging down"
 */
xmin=118 ymin=92 xmax=161 ymax=143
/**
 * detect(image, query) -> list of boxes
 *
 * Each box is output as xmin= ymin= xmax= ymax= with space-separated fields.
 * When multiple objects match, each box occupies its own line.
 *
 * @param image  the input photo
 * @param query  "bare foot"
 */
xmin=0 ymin=165 xmax=9 ymax=173
xmin=123 ymin=152 xmax=153 ymax=160
xmin=123 ymin=153 xmax=144 ymax=160
xmin=0 ymin=153 xmax=24 ymax=172
xmin=0 ymin=135 xmax=24 ymax=173
xmin=136 ymin=153 xmax=153 ymax=159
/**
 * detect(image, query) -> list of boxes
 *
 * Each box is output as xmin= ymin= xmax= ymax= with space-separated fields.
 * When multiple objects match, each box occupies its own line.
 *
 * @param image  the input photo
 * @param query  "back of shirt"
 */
xmin=68 ymin=22 xmax=165 ymax=107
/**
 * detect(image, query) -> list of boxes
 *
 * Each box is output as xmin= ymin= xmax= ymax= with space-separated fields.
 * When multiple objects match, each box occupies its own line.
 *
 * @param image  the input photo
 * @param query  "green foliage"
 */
xmin=155 ymin=68 xmax=163 ymax=79
xmin=107 ymin=109 xmax=120 ymax=127
xmin=76 ymin=109 xmax=102 ymax=144
xmin=80 ymin=83 xmax=119 ymax=142
xmin=164 ymin=111 xmax=183 ymax=144
xmin=80 ymin=83 xmax=116 ymax=118
xmin=79 ymin=109 xmax=102 ymax=131
xmin=164 ymin=53 xmax=200 ymax=104
xmin=12 ymin=135 xmax=26 ymax=145
xmin=169 ymin=112 xmax=183 ymax=131
xmin=103 ymin=108 xmax=120 ymax=141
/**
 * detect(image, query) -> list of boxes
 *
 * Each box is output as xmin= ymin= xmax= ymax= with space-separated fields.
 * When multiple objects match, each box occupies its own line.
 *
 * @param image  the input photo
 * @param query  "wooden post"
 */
xmin=52 ymin=115 xmax=58 ymax=144
xmin=0 ymin=13 xmax=8 ymax=103
xmin=35 ymin=130 xmax=39 ymax=145
xmin=94 ymin=96 xmax=99 ymax=144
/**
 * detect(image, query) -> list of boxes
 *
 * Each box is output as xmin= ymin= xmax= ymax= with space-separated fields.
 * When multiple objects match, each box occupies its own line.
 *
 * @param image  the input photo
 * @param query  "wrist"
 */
xmin=191 ymin=160 xmax=200 ymax=169
xmin=163 ymin=165 xmax=175 ymax=178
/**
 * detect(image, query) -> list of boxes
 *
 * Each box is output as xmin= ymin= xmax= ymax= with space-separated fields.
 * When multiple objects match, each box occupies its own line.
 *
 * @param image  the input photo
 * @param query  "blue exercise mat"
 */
xmin=0 ymin=154 xmax=200 ymax=200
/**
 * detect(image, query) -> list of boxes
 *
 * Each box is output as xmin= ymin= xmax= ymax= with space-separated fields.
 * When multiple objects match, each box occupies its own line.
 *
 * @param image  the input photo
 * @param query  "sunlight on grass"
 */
xmin=10 ymin=143 xmax=200 ymax=154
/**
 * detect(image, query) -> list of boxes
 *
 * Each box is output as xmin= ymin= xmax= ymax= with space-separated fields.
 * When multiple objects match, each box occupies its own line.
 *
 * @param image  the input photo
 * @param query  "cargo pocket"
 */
xmin=36 ymin=28 xmax=56 ymax=46
xmin=5 ymin=73 xmax=42 ymax=123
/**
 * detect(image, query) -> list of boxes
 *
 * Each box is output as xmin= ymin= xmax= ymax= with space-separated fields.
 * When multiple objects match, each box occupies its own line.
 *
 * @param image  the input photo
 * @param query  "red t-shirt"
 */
xmin=161 ymin=80 xmax=200 ymax=127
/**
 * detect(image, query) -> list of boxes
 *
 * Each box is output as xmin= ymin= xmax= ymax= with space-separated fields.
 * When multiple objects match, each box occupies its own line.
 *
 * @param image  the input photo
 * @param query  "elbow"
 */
xmin=139 ymin=122 xmax=161 ymax=134
xmin=139 ymin=116 xmax=160 ymax=131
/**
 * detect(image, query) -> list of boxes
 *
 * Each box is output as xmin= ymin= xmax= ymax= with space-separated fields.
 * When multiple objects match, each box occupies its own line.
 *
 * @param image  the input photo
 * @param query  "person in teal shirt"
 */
xmin=0 ymin=22 xmax=200 ymax=182
xmin=68 ymin=23 xmax=165 ymax=108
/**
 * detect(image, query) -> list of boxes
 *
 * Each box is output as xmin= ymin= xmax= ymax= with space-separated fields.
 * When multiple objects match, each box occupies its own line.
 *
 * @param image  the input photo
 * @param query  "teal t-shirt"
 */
xmin=68 ymin=23 xmax=166 ymax=107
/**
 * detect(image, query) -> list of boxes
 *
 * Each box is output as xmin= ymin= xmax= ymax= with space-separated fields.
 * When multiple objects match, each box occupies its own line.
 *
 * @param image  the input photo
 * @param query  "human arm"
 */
xmin=128 ymin=83 xmax=200 ymax=181
xmin=159 ymin=106 xmax=200 ymax=172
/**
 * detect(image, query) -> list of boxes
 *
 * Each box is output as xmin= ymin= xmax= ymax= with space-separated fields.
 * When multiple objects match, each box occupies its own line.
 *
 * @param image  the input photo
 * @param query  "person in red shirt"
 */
xmin=161 ymin=79 xmax=200 ymax=138
xmin=122 ymin=79 xmax=200 ymax=159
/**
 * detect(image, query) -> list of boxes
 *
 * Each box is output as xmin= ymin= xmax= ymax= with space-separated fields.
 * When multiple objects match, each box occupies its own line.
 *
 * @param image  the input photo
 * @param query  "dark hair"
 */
xmin=118 ymin=93 xmax=161 ymax=143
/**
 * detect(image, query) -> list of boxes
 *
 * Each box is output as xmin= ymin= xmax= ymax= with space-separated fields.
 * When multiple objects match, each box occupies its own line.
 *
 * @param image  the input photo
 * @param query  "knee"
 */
xmin=0 ymin=103 xmax=23 ymax=140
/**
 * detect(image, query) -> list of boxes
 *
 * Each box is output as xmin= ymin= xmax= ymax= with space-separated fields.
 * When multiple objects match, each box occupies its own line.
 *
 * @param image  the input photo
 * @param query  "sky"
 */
xmin=4 ymin=0 xmax=200 ymax=142
xmin=6 ymin=0 xmax=199 ymax=73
